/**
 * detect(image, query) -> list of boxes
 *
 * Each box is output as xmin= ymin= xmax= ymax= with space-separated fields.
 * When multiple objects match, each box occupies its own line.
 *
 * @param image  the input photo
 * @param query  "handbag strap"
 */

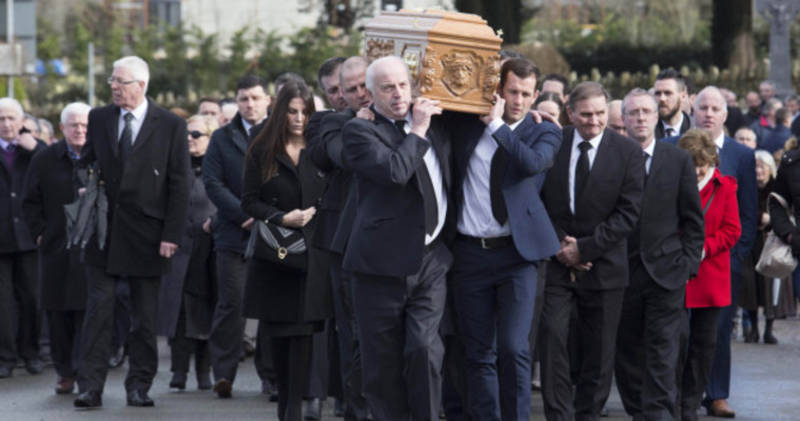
xmin=702 ymin=184 xmax=719 ymax=216
xmin=767 ymin=191 xmax=796 ymax=226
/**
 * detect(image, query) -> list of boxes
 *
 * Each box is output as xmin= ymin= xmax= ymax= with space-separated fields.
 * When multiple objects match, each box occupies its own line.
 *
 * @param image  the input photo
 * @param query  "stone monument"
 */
xmin=757 ymin=0 xmax=800 ymax=97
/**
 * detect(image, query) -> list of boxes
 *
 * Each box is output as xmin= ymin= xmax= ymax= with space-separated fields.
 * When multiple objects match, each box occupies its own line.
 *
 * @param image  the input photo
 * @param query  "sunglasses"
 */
xmin=189 ymin=130 xmax=208 ymax=139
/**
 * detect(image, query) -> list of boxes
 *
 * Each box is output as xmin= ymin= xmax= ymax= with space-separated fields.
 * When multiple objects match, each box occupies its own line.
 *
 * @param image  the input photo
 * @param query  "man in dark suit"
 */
xmin=0 ymin=98 xmax=46 ymax=379
xmin=23 ymin=102 xmax=92 ymax=394
xmin=448 ymin=58 xmax=561 ymax=420
xmin=202 ymin=75 xmax=276 ymax=399
xmin=308 ymin=55 xmax=372 ymax=421
xmin=653 ymin=69 xmax=692 ymax=140
xmin=663 ymin=85 xmax=757 ymax=418
xmin=73 ymin=56 xmax=191 ymax=408
xmin=540 ymin=81 xmax=645 ymax=421
xmin=613 ymin=89 xmax=705 ymax=420
xmin=341 ymin=55 xmax=452 ymax=421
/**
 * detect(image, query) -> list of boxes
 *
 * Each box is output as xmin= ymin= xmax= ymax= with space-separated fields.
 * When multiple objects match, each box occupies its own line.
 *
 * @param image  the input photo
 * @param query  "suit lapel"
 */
xmin=107 ymin=107 xmax=120 ymax=157
xmin=558 ymin=128 xmax=575 ymax=207
xmin=131 ymin=100 xmax=159 ymax=154
xmin=579 ymin=129 xmax=613 ymax=204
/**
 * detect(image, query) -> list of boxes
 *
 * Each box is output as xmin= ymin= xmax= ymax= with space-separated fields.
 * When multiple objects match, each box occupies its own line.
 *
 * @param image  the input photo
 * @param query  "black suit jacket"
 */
xmin=308 ymin=109 xmax=355 ymax=252
xmin=541 ymin=127 xmax=644 ymax=290
xmin=0 ymin=139 xmax=45 ymax=253
xmin=81 ymin=100 xmax=191 ymax=277
xmin=655 ymin=111 xmax=692 ymax=140
xmin=629 ymin=141 xmax=704 ymax=290
xmin=342 ymin=109 xmax=452 ymax=277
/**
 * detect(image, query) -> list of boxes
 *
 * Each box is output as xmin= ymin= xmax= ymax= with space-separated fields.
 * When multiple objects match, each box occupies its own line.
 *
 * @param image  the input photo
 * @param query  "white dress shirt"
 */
xmin=458 ymin=117 xmax=523 ymax=238
xmin=662 ymin=112 xmax=684 ymax=138
xmin=568 ymin=130 xmax=603 ymax=214
xmin=395 ymin=114 xmax=447 ymax=245
xmin=643 ymin=139 xmax=655 ymax=174
xmin=0 ymin=138 xmax=14 ymax=150
xmin=713 ymin=132 xmax=725 ymax=151
xmin=117 ymin=100 xmax=148 ymax=145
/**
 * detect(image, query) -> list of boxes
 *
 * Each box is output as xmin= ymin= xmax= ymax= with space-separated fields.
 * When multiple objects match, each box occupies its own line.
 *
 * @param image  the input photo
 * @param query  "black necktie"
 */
xmin=575 ymin=140 xmax=592 ymax=201
xmin=490 ymin=147 xmax=508 ymax=225
xmin=666 ymin=127 xmax=675 ymax=138
xmin=119 ymin=112 xmax=134 ymax=161
xmin=643 ymin=150 xmax=650 ymax=183
xmin=395 ymin=119 xmax=438 ymax=235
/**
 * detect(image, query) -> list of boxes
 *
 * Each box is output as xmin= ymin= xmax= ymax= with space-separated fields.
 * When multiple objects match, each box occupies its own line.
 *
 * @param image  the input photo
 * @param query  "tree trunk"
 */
xmin=456 ymin=0 xmax=521 ymax=44
xmin=713 ymin=0 xmax=756 ymax=70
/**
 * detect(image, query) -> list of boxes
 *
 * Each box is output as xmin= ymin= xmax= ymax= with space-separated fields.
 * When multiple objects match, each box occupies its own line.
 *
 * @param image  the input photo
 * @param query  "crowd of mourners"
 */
xmin=0 ymin=49 xmax=799 ymax=421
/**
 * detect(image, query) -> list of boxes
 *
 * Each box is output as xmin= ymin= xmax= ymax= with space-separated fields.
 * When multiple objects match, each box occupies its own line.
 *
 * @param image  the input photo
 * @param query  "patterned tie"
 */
xmin=119 ymin=112 xmax=134 ymax=161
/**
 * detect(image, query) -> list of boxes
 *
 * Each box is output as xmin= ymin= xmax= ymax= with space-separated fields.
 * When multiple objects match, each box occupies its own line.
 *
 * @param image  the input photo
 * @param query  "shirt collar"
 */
xmin=663 ymin=112 xmax=684 ymax=132
xmin=574 ymin=129 xmax=603 ymax=150
xmin=121 ymin=99 xmax=148 ymax=121
xmin=65 ymin=141 xmax=81 ymax=160
xmin=506 ymin=115 xmax=526 ymax=131
xmin=0 ymin=138 xmax=13 ymax=151
xmin=713 ymin=132 xmax=725 ymax=150
xmin=643 ymin=139 xmax=656 ymax=157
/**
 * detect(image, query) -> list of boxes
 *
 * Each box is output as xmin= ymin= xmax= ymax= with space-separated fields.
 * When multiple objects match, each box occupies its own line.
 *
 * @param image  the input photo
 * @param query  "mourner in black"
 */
xmin=241 ymin=81 xmax=329 ymax=421
xmin=22 ymin=102 xmax=92 ymax=392
xmin=157 ymin=114 xmax=219 ymax=391
xmin=613 ymin=89 xmax=704 ymax=420
xmin=341 ymin=56 xmax=453 ymax=421
xmin=73 ymin=56 xmax=191 ymax=409
xmin=0 ymin=97 xmax=46 ymax=379
xmin=307 ymin=55 xmax=373 ymax=421
xmin=540 ymin=82 xmax=645 ymax=421
xmin=202 ymin=74 xmax=276 ymax=398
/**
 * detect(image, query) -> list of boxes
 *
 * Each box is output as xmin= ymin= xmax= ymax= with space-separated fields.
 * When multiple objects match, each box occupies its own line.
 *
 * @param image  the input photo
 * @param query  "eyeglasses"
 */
xmin=189 ymin=130 xmax=208 ymax=139
xmin=107 ymin=77 xmax=139 ymax=86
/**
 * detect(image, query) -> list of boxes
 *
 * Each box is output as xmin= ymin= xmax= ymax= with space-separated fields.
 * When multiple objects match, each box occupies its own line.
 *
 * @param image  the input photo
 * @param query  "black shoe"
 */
xmin=169 ymin=372 xmax=187 ymax=390
xmin=764 ymin=330 xmax=779 ymax=344
xmin=214 ymin=378 xmax=232 ymax=398
xmin=262 ymin=379 xmax=278 ymax=401
xmin=25 ymin=359 xmax=44 ymax=375
xmin=334 ymin=399 xmax=345 ymax=417
xmin=304 ymin=398 xmax=322 ymax=420
xmin=74 ymin=391 xmax=102 ymax=408
xmin=0 ymin=366 xmax=12 ymax=379
xmin=197 ymin=372 xmax=212 ymax=390
xmin=126 ymin=389 xmax=155 ymax=407
xmin=108 ymin=347 xmax=126 ymax=369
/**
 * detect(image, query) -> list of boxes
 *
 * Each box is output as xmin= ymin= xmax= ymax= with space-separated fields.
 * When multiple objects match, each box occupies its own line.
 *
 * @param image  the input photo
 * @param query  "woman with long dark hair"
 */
xmin=241 ymin=81 xmax=330 ymax=421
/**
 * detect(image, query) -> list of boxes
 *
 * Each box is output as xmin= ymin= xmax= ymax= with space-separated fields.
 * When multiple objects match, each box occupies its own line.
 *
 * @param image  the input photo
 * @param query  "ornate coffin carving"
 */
xmin=364 ymin=9 xmax=502 ymax=115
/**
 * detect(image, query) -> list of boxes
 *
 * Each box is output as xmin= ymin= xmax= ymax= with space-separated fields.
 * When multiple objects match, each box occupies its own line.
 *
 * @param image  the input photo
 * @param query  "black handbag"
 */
xmin=244 ymin=217 xmax=307 ymax=271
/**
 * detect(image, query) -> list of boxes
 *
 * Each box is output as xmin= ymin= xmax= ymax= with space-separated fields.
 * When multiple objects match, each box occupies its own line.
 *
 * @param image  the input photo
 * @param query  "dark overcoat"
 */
xmin=0 ymin=139 xmax=45 ymax=254
xmin=22 ymin=140 xmax=87 ymax=310
xmin=80 ymin=100 xmax=191 ymax=277
xmin=157 ymin=159 xmax=217 ymax=338
xmin=240 ymin=146 xmax=330 ymax=324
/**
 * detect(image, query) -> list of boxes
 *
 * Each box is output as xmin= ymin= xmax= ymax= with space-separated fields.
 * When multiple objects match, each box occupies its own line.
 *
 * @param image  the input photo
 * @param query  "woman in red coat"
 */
xmin=677 ymin=129 xmax=741 ymax=421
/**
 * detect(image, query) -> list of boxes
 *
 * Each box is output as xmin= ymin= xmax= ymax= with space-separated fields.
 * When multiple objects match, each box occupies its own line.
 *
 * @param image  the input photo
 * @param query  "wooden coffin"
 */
xmin=364 ymin=9 xmax=503 ymax=114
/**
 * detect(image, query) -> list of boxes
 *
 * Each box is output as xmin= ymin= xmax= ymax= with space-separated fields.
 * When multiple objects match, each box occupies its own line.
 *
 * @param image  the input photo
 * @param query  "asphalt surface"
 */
xmin=1 ymin=314 xmax=798 ymax=421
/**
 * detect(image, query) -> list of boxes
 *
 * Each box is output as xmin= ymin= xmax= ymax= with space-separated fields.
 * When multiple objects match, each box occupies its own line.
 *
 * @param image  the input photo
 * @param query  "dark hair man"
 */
xmin=653 ymin=68 xmax=691 ymax=140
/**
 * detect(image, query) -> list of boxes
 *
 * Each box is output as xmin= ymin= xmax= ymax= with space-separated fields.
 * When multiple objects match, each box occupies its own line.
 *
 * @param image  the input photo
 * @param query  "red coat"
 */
xmin=686 ymin=169 xmax=741 ymax=308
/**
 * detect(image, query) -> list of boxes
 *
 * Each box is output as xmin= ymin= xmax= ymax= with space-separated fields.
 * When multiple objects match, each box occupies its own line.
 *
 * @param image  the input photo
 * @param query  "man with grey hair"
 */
xmin=22 ymin=102 xmax=92 ymax=394
xmin=614 ymin=88 xmax=704 ymax=420
xmin=665 ymin=86 xmax=756 ymax=418
xmin=341 ymin=55 xmax=452 ymax=421
xmin=0 ymin=97 xmax=46 ymax=379
xmin=73 ymin=55 xmax=191 ymax=409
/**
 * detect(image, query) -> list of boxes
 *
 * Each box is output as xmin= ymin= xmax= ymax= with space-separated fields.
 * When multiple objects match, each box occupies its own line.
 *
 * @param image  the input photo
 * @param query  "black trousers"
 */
xmin=77 ymin=265 xmax=159 ymax=394
xmin=328 ymin=252 xmax=369 ymax=420
xmin=0 ymin=251 xmax=39 ymax=368
xmin=209 ymin=250 xmax=273 ymax=383
xmin=306 ymin=321 xmax=330 ymax=399
xmin=540 ymin=281 xmax=625 ymax=421
xmin=615 ymin=259 xmax=684 ymax=421
xmin=352 ymin=242 xmax=452 ymax=421
xmin=169 ymin=304 xmax=210 ymax=376
xmin=678 ymin=307 xmax=721 ymax=421
xmin=47 ymin=309 xmax=84 ymax=379
xmin=111 ymin=279 xmax=131 ymax=353
xmin=272 ymin=335 xmax=313 ymax=421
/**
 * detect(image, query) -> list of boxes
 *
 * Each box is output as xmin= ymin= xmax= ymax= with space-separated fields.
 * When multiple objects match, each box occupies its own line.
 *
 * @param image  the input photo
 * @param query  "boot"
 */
xmin=763 ymin=319 xmax=778 ymax=344
xmin=169 ymin=371 xmax=187 ymax=390
xmin=744 ymin=310 xmax=759 ymax=343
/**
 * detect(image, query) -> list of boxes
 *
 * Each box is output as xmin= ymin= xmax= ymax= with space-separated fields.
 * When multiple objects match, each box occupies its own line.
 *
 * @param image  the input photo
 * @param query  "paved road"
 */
xmin=1 ymin=316 xmax=798 ymax=421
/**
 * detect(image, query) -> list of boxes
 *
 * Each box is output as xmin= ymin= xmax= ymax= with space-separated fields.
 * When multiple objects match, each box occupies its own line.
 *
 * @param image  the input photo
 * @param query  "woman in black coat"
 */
xmin=241 ymin=81 xmax=329 ymax=421
xmin=157 ymin=114 xmax=218 ymax=390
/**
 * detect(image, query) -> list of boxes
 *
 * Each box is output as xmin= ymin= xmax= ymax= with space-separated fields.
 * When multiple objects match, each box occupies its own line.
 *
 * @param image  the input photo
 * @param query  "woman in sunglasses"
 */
xmin=157 ymin=114 xmax=219 ymax=391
